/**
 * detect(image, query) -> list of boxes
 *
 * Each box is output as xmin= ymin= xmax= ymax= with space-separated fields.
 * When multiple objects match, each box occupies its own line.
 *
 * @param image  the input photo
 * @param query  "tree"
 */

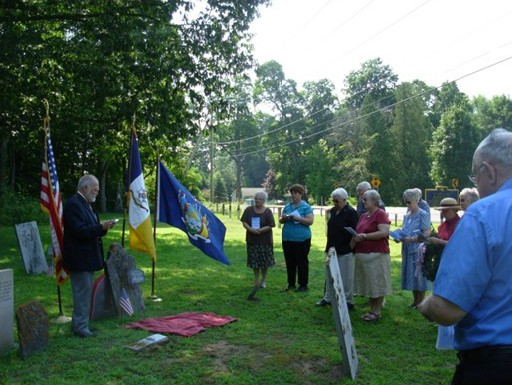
xmin=305 ymin=139 xmax=337 ymax=204
xmin=262 ymin=169 xmax=277 ymax=200
xmin=472 ymin=95 xmax=512 ymax=136
xmin=429 ymin=104 xmax=480 ymax=188
xmin=340 ymin=58 xmax=398 ymax=204
xmin=254 ymin=60 xmax=306 ymax=194
xmin=0 ymin=0 xmax=271 ymax=210
xmin=389 ymin=82 xmax=433 ymax=199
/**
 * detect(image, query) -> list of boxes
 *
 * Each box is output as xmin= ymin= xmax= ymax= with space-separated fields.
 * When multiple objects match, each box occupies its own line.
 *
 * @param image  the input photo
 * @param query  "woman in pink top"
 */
xmin=351 ymin=189 xmax=391 ymax=322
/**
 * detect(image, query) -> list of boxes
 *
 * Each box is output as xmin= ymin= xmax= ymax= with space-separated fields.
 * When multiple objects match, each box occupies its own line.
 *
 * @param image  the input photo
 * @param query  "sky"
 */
xmin=249 ymin=0 xmax=512 ymax=99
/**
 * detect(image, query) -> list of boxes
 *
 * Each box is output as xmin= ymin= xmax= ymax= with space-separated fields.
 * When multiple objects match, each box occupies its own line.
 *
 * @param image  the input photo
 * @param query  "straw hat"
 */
xmin=434 ymin=197 xmax=461 ymax=210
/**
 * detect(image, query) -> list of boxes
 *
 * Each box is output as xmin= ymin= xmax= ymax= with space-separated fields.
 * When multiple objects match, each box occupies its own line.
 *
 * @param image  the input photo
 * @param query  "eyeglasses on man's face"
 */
xmin=468 ymin=163 xmax=486 ymax=187
xmin=405 ymin=201 xmax=412 ymax=205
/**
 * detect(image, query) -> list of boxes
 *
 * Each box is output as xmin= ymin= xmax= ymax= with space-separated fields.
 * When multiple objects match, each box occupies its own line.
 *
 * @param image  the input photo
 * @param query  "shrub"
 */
xmin=0 ymin=190 xmax=48 ymax=226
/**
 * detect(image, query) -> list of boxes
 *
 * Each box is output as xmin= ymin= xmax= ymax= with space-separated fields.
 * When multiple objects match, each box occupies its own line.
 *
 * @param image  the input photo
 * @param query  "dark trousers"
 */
xmin=282 ymin=239 xmax=311 ymax=288
xmin=452 ymin=346 xmax=512 ymax=385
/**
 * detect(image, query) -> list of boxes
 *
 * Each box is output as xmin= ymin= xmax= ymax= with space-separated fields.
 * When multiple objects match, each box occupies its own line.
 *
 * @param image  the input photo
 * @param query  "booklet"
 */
xmin=436 ymin=325 xmax=454 ymax=350
xmin=389 ymin=229 xmax=423 ymax=242
xmin=285 ymin=210 xmax=301 ymax=224
xmin=344 ymin=227 xmax=358 ymax=236
xmin=251 ymin=217 xmax=261 ymax=230
xmin=127 ymin=333 xmax=169 ymax=351
xmin=287 ymin=210 xmax=300 ymax=218
xmin=389 ymin=229 xmax=406 ymax=241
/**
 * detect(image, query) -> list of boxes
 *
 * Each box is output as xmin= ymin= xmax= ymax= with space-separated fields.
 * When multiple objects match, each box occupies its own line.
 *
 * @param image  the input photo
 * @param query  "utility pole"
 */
xmin=209 ymin=111 xmax=215 ymax=204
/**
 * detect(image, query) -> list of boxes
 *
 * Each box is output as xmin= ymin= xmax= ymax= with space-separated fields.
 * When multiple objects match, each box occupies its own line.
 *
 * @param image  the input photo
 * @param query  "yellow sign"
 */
xmin=371 ymin=177 xmax=381 ymax=189
xmin=451 ymin=178 xmax=459 ymax=189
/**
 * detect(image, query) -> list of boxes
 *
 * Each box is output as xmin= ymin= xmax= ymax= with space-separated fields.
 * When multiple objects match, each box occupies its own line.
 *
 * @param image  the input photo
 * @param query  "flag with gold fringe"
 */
xmin=128 ymin=128 xmax=156 ymax=260
xmin=157 ymin=160 xmax=230 ymax=266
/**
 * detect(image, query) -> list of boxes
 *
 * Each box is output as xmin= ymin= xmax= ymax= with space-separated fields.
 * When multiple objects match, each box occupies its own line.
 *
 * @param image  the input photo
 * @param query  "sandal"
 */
xmin=362 ymin=312 xmax=381 ymax=322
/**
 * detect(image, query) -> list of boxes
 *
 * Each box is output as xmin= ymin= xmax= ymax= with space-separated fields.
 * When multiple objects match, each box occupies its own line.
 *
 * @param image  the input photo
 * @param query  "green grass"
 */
xmin=0 ymin=210 xmax=455 ymax=385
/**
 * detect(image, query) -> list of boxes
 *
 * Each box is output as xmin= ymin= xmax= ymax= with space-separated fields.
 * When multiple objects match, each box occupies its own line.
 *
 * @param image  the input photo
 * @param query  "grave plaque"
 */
xmin=105 ymin=243 xmax=145 ymax=316
xmin=14 ymin=221 xmax=48 ymax=274
xmin=0 ymin=269 xmax=14 ymax=353
xmin=16 ymin=301 xmax=49 ymax=359
xmin=326 ymin=247 xmax=358 ymax=380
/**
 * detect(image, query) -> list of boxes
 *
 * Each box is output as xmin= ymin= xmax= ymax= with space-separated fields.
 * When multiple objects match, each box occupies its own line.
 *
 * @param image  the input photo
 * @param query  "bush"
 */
xmin=0 ymin=190 xmax=48 ymax=226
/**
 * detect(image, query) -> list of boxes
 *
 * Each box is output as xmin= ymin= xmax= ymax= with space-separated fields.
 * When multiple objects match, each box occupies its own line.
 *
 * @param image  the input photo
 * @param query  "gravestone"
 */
xmin=16 ymin=301 xmax=49 ymax=359
xmin=326 ymin=247 xmax=358 ymax=380
xmin=90 ymin=273 xmax=117 ymax=321
xmin=0 ymin=269 xmax=14 ymax=353
xmin=14 ymin=221 xmax=48 ymax=274
xmin=105 ymin=243 xmax=145 ymax=316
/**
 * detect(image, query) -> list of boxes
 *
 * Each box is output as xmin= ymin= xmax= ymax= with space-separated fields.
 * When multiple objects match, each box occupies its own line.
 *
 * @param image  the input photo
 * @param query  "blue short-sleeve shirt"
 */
xmin=282 ymin=201 xmax=313 ymax=242
xmin=434 ymin=177 xmax=512 ymax=350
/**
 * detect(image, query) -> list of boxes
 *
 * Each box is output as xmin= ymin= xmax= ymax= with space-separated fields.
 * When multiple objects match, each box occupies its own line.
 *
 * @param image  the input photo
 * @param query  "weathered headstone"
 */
xmin=326 ymin=247 xmax=358 ymax=380
xmin=14 ymin=221 xmax=48 ymax=274
xmin=106 ymin=243 xmax=145 ymax=316
xmin=90 ymin=273 xmax=117 ymax=321
xmin=0 ymin=269 xmax=14 ymax=353
xmin=16 ymin=301 xmax=49 ymax=359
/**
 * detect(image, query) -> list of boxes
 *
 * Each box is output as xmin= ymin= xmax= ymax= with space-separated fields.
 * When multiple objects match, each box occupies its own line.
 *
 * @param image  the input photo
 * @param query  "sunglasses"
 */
xmin=333 ymin=199 xmax=339 ymax=203
xmin=405 ymin=201 xmax=412 ymax=204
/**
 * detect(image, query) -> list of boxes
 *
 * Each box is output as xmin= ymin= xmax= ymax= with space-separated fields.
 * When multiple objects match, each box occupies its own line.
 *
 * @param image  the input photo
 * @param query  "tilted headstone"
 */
xmin=16 ymin=301 xmax=49 ymax=359
xmin=90 ymin=273 xmax=117 ymax=321
xmin=14 ymin=221 xmax=48 ymax=274
xmin=0 ymin=269 xmax=14 ymax=353
xmin=105 ymin=243 xmax=145 ymax=316
xmin=326 ymin=247 xmax=358 ymax=380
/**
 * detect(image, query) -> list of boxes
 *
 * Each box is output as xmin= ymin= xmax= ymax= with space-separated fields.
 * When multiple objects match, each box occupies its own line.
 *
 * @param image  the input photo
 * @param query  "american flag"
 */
xmin=120 ymin=288 xmax=135 ymax=316
xmin=40 ymin=128 xmax=68 ymax=285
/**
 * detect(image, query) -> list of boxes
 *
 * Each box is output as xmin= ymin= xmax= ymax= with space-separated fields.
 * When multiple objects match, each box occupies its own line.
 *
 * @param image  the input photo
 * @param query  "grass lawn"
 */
xmin=0 ymin=209 xmax=455 ymax=385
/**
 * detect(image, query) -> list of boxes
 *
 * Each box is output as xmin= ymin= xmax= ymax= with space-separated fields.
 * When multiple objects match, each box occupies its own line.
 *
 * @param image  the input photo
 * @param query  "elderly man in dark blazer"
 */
xmin=63 ymin=174 xmax=117 ymax=337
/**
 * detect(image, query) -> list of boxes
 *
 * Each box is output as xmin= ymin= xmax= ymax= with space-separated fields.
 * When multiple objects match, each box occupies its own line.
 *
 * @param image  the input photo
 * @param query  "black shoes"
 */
xmin=285 ymin=285 xmax=308 ymax=292
xmin=316 ymin=299 xmax=330 ymax=307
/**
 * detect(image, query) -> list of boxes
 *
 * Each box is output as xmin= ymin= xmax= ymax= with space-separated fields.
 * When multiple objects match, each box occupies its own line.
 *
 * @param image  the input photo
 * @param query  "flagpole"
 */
xmin=149 ymin=154 xmax=161 ymax=302
xmin=42 ymin=100 xmax=71 ymax=324
xmin=121 ymin=126 xmax=133 ymax=248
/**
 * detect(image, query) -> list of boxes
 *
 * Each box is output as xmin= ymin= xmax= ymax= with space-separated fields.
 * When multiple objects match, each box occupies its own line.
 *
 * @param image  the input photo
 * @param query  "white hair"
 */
xmin=331 ymin=188 xmax=348 ymax=200
xmin=254 ymin=191 xmax=267 ymax=201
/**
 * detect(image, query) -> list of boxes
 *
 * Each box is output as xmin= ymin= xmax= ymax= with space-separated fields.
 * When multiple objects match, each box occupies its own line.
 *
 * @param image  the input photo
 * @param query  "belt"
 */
xmin=458 ymin=345 xmax=512 ymax=363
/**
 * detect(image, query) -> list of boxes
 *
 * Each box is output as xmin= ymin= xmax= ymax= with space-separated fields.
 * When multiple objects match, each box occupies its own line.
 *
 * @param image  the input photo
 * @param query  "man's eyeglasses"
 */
xmin=333 ymin=199 xmax=339 ymax=203
xmin=362 ymin=198 xmax=368 ymax=202
xmin=459 ymin=198 xmax=466 ymax=203
xmin=405 ymin=201 xmax=412 ymax=205
xmin=468 ymin=163 xmax=486 ymax=187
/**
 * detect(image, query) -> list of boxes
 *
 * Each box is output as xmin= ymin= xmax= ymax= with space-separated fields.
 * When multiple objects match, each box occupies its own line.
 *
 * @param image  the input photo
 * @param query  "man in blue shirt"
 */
xmin=418 ymin=128 xmax=512 ymax=385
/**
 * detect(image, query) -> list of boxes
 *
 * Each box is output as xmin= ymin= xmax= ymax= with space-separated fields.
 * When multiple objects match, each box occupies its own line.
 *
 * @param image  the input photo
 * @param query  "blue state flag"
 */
xmin=156 ymin=160 xmax=230 ymax=266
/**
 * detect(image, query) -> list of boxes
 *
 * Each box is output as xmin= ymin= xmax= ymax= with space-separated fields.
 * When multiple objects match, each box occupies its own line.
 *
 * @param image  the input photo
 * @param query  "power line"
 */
xmin=228 ymin=54 xmax=512 ymax=158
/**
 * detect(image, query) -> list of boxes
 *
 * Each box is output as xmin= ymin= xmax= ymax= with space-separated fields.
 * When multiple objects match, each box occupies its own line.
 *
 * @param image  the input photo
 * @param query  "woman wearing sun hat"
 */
xmin=425 ymin=197 xmax=462 ymax=350
xmin=428 ymin=197 xmax=461 ymax=246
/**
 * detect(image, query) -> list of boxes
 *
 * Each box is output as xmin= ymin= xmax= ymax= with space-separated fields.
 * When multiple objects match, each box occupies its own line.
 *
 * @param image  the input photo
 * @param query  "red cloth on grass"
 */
xmin=123 ymin=312 xmax=237 ymax=337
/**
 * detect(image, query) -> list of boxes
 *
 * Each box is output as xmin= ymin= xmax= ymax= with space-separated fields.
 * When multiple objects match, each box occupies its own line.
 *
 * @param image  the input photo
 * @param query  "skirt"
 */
xmin=247 ymin=243 xmax=275 ymax=269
